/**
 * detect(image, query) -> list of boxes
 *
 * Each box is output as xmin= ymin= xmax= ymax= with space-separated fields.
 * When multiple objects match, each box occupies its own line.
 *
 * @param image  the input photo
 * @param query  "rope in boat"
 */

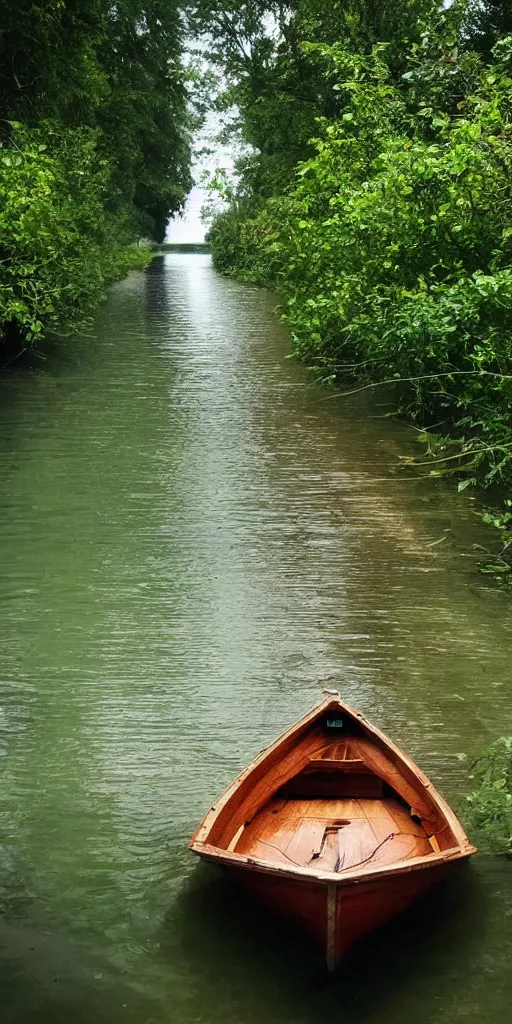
xmin=256 ymin=839 xmax=302 ymax=866
xmin=333 ymin=831 xmax=395 ymax=872
xmin=326 ymin=830 xmax=430 ymax=872
xmin=255 ymin=831 xmax=429 ymax=872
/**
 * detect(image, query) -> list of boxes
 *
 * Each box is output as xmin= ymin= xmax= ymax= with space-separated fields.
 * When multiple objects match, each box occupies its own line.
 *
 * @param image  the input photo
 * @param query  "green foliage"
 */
xmin=190 ymin=1 xmax=442 ymax=203
xmin=98 ymin=2 xmax=193 ymax=241
xmin=200 ymin=2 xmax=512 ymax=590
xmin=207 ymin=20 xmax=512 ymax=498
xmin=0 ymin=1 xmax=192 ymax=349
xmin=463 ymin=1 xmax=512 ymax=58
xmin=476 ymin=502 xmax=512 ymax=585
xmin=466 ymin=738 xmax=512 ymax=854
xmin=0 ymin=123 xmax=152 ymax=342
xmin=208 ymin=208 xmax=251 ymax=277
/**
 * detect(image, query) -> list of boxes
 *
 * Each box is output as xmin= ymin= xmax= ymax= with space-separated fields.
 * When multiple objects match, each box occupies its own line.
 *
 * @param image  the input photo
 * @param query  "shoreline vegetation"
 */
xmin=466 ymin=738 xmax=512 ymax=855
xmin=193 ymin=0 xmax=512 ymax=587
xmin=0 ymin=1 xmax=193 ymax=357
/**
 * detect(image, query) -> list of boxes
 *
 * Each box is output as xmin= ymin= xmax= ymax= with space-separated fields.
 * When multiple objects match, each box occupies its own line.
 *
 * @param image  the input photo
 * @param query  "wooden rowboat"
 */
xmin=189 ymin=694 xmax=476 ymax=970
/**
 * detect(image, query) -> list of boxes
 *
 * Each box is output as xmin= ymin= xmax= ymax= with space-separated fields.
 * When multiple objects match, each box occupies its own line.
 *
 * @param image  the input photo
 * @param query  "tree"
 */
xmin=464 ymin=1 xmax=512 ymax=57
xmin=190 ymin=1 xmax=443 ymax=201
xmin=0 ymin=1 xmax=193 ymax=347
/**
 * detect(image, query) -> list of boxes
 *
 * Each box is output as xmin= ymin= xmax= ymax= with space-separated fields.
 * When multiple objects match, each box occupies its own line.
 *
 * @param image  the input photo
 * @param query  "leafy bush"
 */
xmin=0 ymin=124 xmax=151 ymax=345
xmin=210 ymin=36 xmax=512 ymax=493
xmin=0 ymin=1 xmax=192 ymax=351
xmin=466 ymin=738 xmax=512 ymax=854
xmin=209 ymin=207 xmax=252 ymax=277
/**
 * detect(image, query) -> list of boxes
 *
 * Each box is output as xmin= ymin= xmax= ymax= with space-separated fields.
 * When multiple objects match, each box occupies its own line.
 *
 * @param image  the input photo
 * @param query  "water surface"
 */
xmin=1 ymin=255 xmax=511 ymax=1023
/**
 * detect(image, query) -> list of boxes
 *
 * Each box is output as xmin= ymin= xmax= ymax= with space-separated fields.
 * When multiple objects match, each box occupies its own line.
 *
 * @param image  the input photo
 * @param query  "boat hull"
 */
xmin=217 ymin=856 xmax=451 ymax=970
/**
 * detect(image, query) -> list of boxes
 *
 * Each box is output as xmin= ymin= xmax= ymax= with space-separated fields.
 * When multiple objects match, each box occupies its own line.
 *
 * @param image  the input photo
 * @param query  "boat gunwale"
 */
xmin=190 ymin=839 xmax=473 ymax=886
xmin=189 ymin=696 xmax=476 ymax=877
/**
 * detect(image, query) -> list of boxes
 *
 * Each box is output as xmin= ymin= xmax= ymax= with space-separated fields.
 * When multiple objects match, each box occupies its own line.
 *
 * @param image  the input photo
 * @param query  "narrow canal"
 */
xmin=1 ymin=255 xmax=511 ymax=1023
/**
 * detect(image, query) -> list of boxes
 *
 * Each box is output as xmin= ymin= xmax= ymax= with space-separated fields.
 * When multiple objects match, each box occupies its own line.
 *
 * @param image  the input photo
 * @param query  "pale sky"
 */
xmin=166 ymin=186 xmax=206 ymax=242
xmin=166 ymin=103 xmax=238 ymax=243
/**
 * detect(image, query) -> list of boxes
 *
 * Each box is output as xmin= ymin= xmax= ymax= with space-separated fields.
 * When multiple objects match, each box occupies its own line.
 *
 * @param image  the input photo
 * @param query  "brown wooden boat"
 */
xmin=189 ymin=694 xmax=476 ymax=970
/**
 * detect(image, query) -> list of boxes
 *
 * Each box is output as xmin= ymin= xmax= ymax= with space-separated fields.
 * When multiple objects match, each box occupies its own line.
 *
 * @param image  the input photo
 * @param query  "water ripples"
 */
xmin=0 ymin=254 xmax=511 ymax=1022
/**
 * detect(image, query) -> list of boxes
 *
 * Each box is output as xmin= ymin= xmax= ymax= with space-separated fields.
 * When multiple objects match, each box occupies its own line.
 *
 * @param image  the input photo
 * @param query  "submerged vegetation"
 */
xmin=466 ymin=738 xmax=512 ymax=854
xmin=194 ymin=1 xmax=512 ymax=571
xmin=0 ymin=1 xmax=192 ymax=351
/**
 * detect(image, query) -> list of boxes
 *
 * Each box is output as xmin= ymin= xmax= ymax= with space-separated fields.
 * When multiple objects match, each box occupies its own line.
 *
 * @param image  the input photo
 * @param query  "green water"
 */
xmin=1 ymin=255 xmax=511 ymax=1023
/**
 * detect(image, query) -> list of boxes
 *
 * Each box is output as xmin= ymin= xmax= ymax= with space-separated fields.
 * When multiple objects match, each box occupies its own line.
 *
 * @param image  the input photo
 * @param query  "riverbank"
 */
xmin=201 ymin=10 xmax=512 ymax=589
xmin=0 ymin=5 xmax=192 ymax=359
xmin=0 ymin=241 xmax=154 ymax=371
xmin=206 ymin=195 xmax=512 ymax=590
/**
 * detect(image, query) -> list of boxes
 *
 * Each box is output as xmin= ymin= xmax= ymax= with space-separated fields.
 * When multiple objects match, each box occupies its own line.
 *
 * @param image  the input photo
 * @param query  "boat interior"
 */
xmin=223 ymin=712 xmax=457 ymax=874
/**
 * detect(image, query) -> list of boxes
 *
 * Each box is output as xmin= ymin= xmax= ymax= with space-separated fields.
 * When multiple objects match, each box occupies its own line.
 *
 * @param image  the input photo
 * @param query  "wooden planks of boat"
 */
xmin=189 ymin=694 xmax=476 ymax=971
